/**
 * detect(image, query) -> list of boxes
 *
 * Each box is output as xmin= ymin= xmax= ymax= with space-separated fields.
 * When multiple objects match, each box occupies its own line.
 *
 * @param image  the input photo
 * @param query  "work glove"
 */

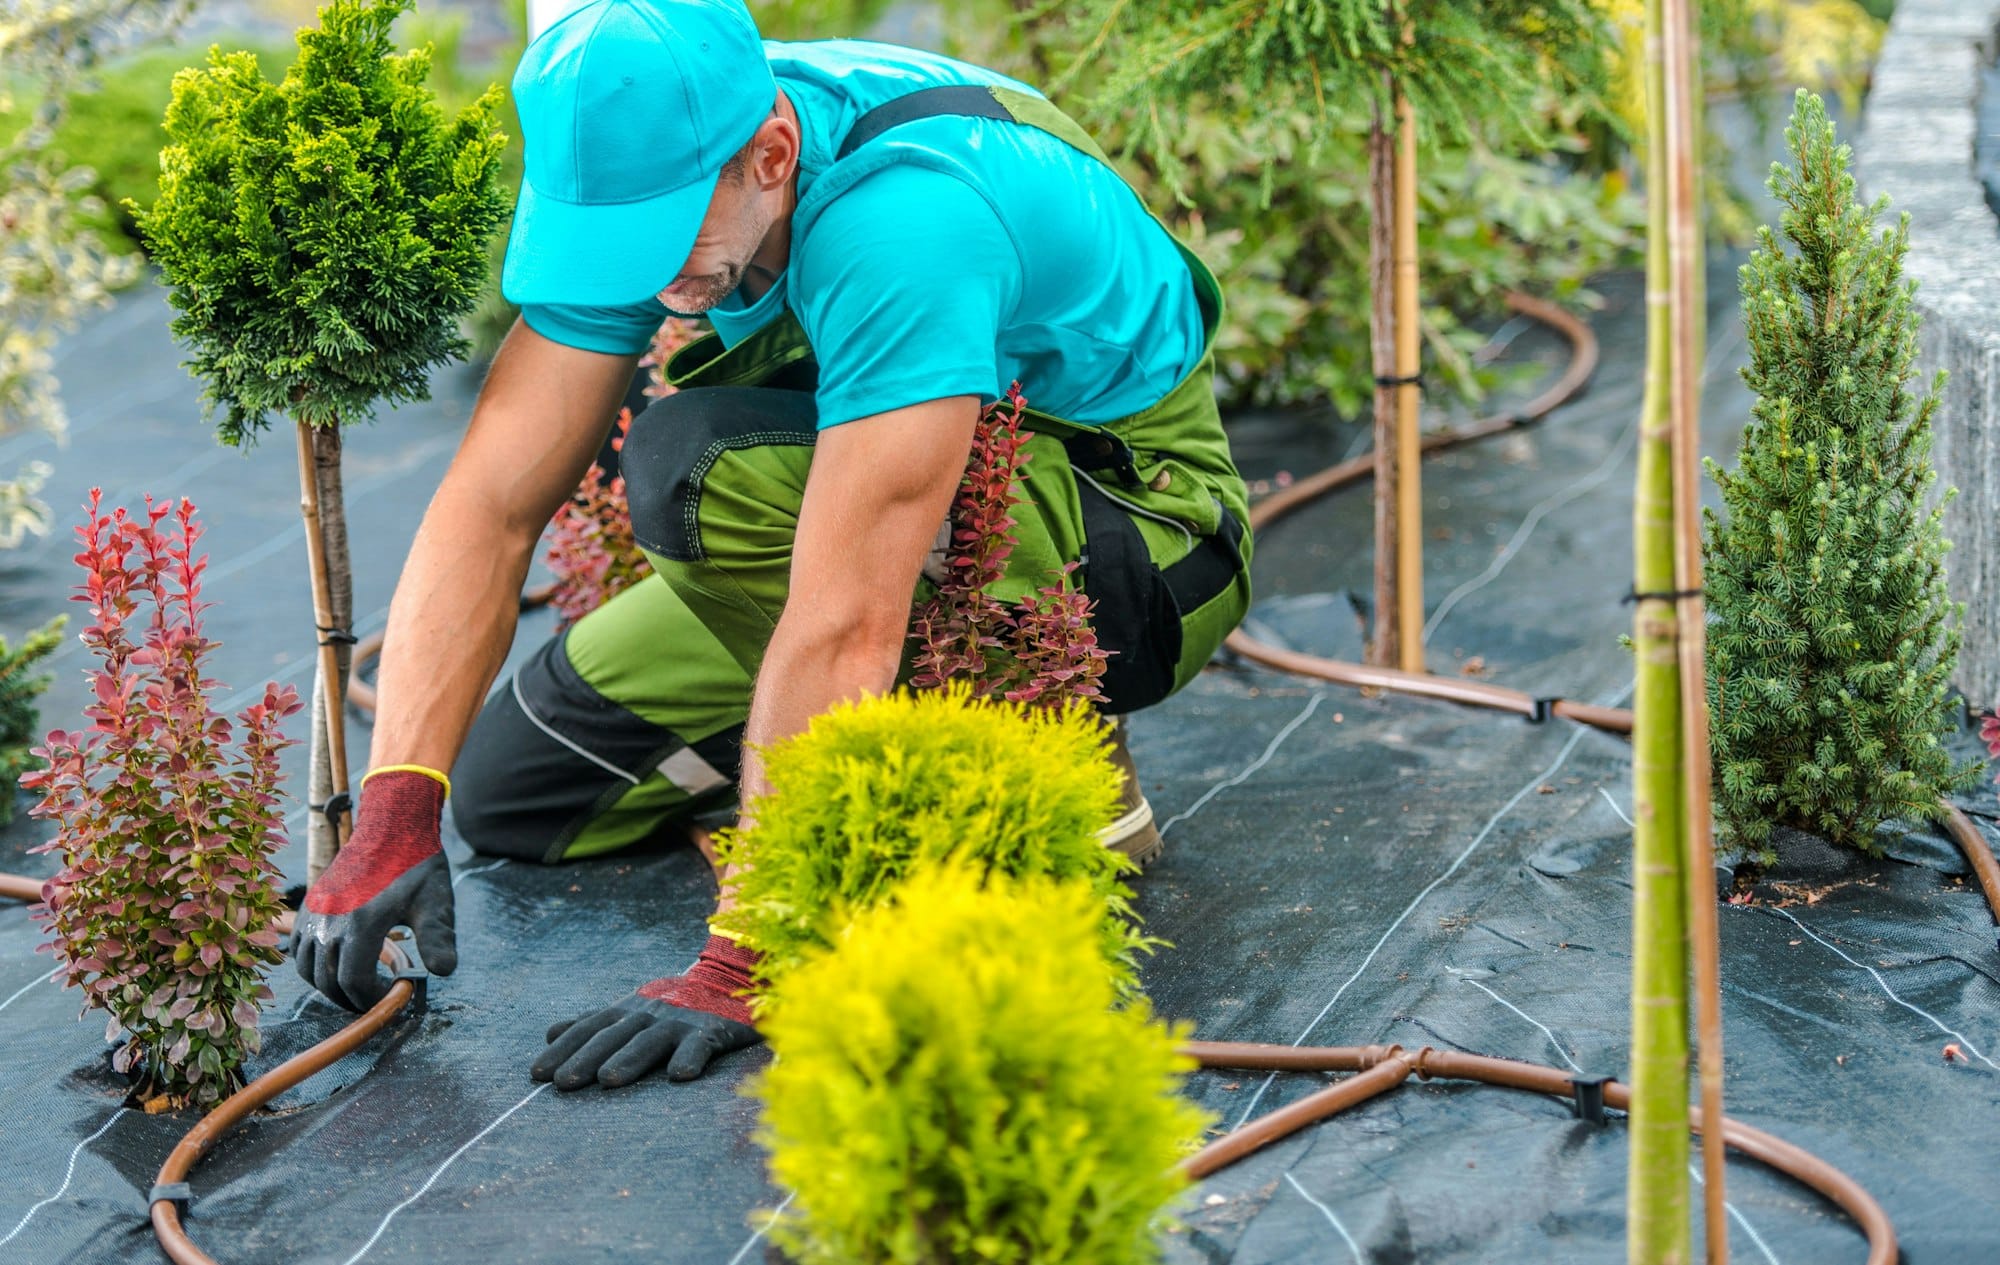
xmin=531 ymin=934 xmax=762 ymax=1089
xmin=292 ymin=767 xmax=458 ymax=1012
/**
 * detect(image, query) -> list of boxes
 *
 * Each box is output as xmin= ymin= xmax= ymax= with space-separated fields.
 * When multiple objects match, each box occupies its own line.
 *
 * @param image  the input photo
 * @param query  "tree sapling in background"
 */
xmin=753 ymin=864 xmax=1209 ymax=1265
xmin=24 ymin=492 xmax=299 ymax=1110
xmin=1704 ymin=90 xmax=1983 ymax=864
xmin=132 ymin=0 xmax=507 ymax=878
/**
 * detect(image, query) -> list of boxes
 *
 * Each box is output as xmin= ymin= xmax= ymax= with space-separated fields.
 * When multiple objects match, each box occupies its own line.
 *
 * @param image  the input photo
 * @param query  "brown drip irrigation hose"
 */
xmin=150 ymin=911 xmax=424 ymax=1265
xmin=1179 ymin=1041 xmax=1897 ymax=1265
xmin=0 ymin=292 xmax=1985 ymax=1260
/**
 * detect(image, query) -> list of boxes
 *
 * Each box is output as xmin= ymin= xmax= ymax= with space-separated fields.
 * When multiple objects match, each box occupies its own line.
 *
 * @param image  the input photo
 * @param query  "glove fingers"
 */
xmin=530 ymin=1010 xmax=630 ymax=1086
xmin=548 ymin=1014 xmax=651 ymax=1091
xmin=596 ymin=1022 xmax=688 ymax=1088
xmin=333 ymin=930 xmax=389 ymax=1013
xmin=412 ymin=869 xmax=458 ymax=977
xmin=665 ymin=1030 xmax=722 ymax=1082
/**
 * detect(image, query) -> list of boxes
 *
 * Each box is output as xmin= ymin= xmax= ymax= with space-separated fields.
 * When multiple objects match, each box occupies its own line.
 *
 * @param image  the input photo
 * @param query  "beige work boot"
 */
xmin=1098 ymin=717 xmax=1163 ymax=868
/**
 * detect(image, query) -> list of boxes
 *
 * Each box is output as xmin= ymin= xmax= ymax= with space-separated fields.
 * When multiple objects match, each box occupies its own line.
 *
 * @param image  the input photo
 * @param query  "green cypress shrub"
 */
xmin=1704 ymin=90 xmax=1983 ymax=863
xmin=713 ymin=683 xmax=1149 ymax=992
xmin=0 ymin=617 xmax=64 ymax=826
xmin=131 ymin=0 xmax=506 ymax=441
xmin=752 ymin=863 xmax=1208 ymax=1265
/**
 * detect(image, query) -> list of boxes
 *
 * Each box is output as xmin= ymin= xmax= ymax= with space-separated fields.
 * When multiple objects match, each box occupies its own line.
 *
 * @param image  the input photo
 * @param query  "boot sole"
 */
xmin=1099 ymin=797 xmax=1164 ymax=869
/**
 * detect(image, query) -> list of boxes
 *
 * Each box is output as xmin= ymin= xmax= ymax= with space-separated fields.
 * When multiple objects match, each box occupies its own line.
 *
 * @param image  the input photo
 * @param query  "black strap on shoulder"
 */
xmin=835 ymin=84 xmax=1014 ymax=161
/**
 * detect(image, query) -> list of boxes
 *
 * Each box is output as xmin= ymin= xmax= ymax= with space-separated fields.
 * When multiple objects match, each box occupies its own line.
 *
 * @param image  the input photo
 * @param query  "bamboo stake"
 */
xmin=1629 ymin=0 xmax=1692 ymax=1259
xmin=1368 ymin=84 xmax=1401 ymax=669
xmin=1393 ymin=75 xmax=1424 ymax=675
xmin=1662 ymin=0 xmax=1727 ymax=1256
xmin=296 ymin=418 xmax=352 ymax=879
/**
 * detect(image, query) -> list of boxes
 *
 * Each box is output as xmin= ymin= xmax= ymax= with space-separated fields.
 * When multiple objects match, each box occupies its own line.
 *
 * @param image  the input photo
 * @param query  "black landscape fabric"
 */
xmin=3 ymin=254 xmax=1998 ymax=1265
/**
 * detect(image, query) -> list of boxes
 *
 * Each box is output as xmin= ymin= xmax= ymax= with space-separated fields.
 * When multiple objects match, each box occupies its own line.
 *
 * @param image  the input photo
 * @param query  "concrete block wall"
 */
xmin=1855 ymin=0 xmax=2000 ymax=708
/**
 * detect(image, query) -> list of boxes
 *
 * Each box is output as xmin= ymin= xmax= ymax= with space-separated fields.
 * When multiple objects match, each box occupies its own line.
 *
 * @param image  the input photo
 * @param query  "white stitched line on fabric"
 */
xmin=1456 ymin=976 xmax=1583 ymax=1072
xmin=452 ymin=859 xmax=509 ymax=889
xmin=0 ymin=968 xmax=58 ymax=1015
xmin=1158 ymin=694 xmax=1324 ymax=839
xmin=1764 ymin=907 xmax=2000 ymax=1072
xmin=1422 ymin=412 xmax=1641 ymax=643
xmin=1281 ymin=1172 xmax=1364 ymax=1265
xmin=1689 ymin=1163 xmax=1783 ymax=1265
xmin=0 ymin=1109 xmax=127 ymax=1247
xmin=723 ymin=1189 xmax=797 ymax=1265
xmin=1457 ymin=972 xmax=1783 ymax=1265
xmin=339 ymin=1083 xmax=550 ymax=1265
xmin=1599 ymin=786 xmax=1635 ymax=828
xmin=1230 ymin=681 xmax=1631 ymax=1131
xmin=512 ymin=673 xmax=639 ymax=785
xmin=1072 ymin=468 xmax=1196 ymax=550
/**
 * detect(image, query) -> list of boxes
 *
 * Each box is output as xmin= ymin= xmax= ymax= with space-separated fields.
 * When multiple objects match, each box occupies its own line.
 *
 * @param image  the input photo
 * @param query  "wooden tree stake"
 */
xmin=1368 ymin=89 xmax=1403 ymax=669
xmin=296 ymin=418 xmax=353 ymax=880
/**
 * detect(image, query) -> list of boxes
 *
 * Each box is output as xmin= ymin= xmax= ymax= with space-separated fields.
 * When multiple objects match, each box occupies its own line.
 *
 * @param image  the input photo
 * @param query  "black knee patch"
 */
xmin=451 ymin=630 xmax=743 ymax=863
xmin=621 ymin=387 xmax=819 ymax=563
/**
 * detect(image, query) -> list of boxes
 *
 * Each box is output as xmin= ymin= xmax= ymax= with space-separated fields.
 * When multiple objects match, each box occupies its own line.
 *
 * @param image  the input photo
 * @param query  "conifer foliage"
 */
xmin=1704 ymin=90 xmax=1980 ymax=862
xmin=133 ymin=0 xmax=506 ymax=441
xmin=0 ymin=617 xmax=64 ymax=825
xmin=754 ymin=864 xmax=1207 ymax=1265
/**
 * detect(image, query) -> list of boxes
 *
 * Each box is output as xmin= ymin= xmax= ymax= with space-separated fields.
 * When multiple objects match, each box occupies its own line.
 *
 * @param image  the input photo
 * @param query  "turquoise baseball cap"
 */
xmin=502 ymin=0 xmax=776 ymax=307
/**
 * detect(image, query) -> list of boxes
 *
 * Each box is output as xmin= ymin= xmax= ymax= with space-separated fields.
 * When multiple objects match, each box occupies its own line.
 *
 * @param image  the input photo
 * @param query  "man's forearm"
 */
xmin=366 ymin=488 xmax=541 ymax=774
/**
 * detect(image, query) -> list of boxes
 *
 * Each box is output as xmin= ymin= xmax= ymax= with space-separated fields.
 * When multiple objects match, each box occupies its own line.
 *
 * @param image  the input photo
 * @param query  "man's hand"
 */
xmin=530 ymin=934 xmax=762 ymax=1088
xmin=293 ymin=769 xmax=457 ymax=1011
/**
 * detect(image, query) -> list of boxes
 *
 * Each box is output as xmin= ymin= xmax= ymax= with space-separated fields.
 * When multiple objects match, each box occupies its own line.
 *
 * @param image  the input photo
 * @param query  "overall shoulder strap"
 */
xmin=835 ymin=84 xmax=1015 ymax=160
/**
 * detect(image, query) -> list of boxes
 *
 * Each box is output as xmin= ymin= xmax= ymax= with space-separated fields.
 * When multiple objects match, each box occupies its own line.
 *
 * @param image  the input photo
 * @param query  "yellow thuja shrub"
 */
xmin=753 ymin=864 xmax=1210 ymax=1265
xmin=715 ymin=683 xmax=1151 ymax=993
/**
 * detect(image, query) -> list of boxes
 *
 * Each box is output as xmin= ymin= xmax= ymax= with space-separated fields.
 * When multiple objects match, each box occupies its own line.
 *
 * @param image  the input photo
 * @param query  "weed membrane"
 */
xmin=3 ymin=263 xmax=1998 ymax=1263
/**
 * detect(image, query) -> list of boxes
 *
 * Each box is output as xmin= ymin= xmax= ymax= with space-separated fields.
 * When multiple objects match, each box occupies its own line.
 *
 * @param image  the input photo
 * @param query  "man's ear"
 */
xmin=749 ymin=112 xmax=801 ymax=193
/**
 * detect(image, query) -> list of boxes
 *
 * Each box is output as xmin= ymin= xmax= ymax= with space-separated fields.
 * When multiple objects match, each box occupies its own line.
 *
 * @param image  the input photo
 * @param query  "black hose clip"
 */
xmin=314 ymin=791 xmax=352 ymax=828
xmin=385 ymin=936 xmax=431 ymax=1013
xmin=316 ymin=624 xmax=359 ymax=647
xmin=150 ymin=1181 xmax=193 ymax=1216
xmin=1569 ymin=1074 xmax=1612 ymax=1126
xmin=1527 ymin=697 xmax=1560 ymax=725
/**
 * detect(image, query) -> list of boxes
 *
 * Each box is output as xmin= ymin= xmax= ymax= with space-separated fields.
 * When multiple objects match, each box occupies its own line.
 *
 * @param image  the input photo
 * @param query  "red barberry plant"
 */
xmin=541 ymin=318 xmax=706 ymax=625
xmin=910 ymin=384 xmax=1111 ymax=707
xmin=23 ymin=491 xmax=300 ymax=1109
xmin=544 ymin=409 xmax=650 ymax=628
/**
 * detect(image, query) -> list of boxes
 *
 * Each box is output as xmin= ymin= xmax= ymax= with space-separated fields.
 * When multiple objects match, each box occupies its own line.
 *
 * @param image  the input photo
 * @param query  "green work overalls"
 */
xmin=450 ymin=84 xmax=1253 ymax=864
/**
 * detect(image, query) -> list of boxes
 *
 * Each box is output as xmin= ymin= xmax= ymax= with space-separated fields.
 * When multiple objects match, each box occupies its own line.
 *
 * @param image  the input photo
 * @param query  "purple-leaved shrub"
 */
xmin=910 ymin=384 xmax=1111 ymax=707
xmin=24 ymin=491 xmax=299 ymax=1109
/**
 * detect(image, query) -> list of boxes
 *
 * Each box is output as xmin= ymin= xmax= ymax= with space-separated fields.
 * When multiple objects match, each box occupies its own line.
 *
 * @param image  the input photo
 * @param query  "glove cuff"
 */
xmin=636 ymin=934 xmax=760 ymax=1027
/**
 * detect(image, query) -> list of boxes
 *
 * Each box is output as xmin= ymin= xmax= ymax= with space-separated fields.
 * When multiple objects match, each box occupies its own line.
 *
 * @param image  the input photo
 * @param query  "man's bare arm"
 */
xmin=368 ymin=319 xmax=639 ymax=773
xmin=723 ymin=395 xmax=978 ymax=895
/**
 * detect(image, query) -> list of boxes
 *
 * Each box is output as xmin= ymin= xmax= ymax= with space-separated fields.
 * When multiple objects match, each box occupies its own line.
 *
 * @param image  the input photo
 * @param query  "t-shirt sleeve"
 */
xmin=793 ymin=163 xmax=1022 ymax=429
xmin=520 ymin=298 xmax=666 ymax=356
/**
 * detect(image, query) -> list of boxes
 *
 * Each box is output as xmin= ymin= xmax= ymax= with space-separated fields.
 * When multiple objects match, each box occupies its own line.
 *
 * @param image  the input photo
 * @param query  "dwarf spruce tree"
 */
xmin=1705 ymin=90 xmax=1981 ymax=863
xmin=134 ymin=0 xmax=506 ymax=873
xmin=0 ymin=618 xmax=64 ymax=825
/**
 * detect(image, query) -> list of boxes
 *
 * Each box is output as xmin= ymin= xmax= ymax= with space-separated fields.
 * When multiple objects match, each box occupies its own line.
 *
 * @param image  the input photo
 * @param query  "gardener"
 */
xmin=291 ymin=0 xmax=1253 ymax=1089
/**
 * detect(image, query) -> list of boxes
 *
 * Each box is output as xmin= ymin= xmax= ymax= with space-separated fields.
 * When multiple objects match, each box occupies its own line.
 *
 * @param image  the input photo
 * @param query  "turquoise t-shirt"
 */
xmin=519 ymin=39 xmax=1205 ymax=429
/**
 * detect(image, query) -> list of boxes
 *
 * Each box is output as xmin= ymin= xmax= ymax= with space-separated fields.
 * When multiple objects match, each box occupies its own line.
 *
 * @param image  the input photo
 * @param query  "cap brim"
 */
xmin=500 ymin=165 xmax=722 ymax=308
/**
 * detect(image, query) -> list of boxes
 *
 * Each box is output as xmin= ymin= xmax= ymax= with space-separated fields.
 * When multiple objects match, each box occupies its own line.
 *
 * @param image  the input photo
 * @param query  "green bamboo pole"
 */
xmin=1661 ymin=0 xmax=1727 ymax=1258
xmin=1628 ymin=0 xmax=1692 ymax=1258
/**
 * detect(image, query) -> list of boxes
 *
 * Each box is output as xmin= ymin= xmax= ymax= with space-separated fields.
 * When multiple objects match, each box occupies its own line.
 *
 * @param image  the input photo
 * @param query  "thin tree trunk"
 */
xmin=1368 ymin=90 xmax=1401 ymax=669
xmin=1629 ymin=0 xmax=1692 ymax=1259
xmin=1662 ymin=0 xmax=1727 ymax=1256
xmin=298 ymin=420 xmax=354 ymax=883
xmin=1392 ymin=73 xmax=1423 ymax=675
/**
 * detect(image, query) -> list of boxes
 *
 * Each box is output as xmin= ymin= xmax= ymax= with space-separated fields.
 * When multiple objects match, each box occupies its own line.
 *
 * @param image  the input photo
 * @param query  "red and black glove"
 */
xmin=530 ymin=934 xmax=763 ymax=1089
xmin=292 ymin=767 xmax=458 ymax=1012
